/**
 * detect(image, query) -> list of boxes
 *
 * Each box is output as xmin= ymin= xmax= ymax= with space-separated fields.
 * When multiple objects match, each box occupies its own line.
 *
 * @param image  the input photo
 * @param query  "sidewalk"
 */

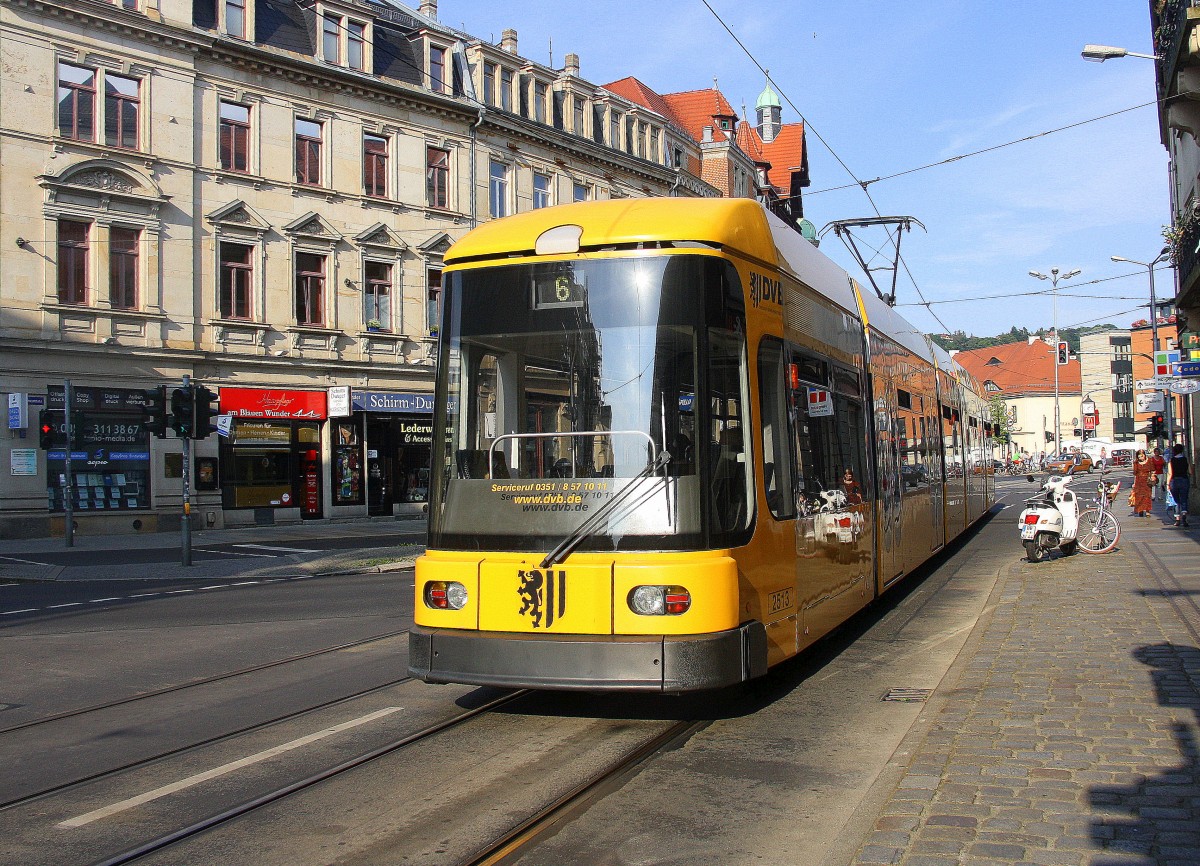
xmin=0 ymin=516 xmax=427 ymax=582
xmin=835 ymin=504 xmax=1200 ymax=865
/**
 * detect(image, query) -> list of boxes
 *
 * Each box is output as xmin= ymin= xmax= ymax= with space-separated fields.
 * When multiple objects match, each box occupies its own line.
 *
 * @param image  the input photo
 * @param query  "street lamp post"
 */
xmin=1112 ymin=249 xmax=1173 ymax=451
xmin=1081 ymin=44 xmax=1159 ymax=62
xmin=1029 ymin=267 xmax=1081 ymax=458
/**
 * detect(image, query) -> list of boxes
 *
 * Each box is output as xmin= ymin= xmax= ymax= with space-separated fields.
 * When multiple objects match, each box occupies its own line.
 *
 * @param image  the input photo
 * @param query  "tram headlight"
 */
xmin=627 ymin=585 xmax=691 ymax=616
xmin=425 ymin=581 xmax=468 ymax=610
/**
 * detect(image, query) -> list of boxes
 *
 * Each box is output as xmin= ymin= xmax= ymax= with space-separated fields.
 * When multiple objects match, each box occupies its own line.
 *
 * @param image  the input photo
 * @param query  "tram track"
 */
xmin=0 ymin=672 xmax=414 ymax=813
xmin=89 ymin=689 xmax=532 ymax=866
xmin=0 ymin=626 xmax=411 ymax=737
xmin=459 ymin=718 xmax=708 ymax=866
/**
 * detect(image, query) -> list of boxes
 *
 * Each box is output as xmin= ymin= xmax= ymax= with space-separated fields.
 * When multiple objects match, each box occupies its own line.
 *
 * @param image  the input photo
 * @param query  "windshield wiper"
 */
xmin=539 ymin=450 xmax=671 ymax=569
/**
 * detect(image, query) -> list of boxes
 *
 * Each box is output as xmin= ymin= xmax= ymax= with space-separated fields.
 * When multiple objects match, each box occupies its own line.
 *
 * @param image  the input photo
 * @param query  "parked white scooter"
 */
xmin=1018 ymin=473 xmax=1080 ymax=562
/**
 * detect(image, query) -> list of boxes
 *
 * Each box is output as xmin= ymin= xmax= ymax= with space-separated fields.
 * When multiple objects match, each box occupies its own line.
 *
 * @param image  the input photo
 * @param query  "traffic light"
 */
xmin=171 ymin=385 xmax=194 ymax=438
xmin=38 ymin=410 xmax=56 ymax=449
xmin=1056 ymin=341 xmax=1069 ymax=365
xmin=1149 ymin=413 xmax=1164 ymax=439
xmin=193 ymin=384 xmax=219 ymax=439
xmin=1044 ymin=431 xmax=1054 ymax=442
xmin=141 ymin=386 xmax=170 ymax=439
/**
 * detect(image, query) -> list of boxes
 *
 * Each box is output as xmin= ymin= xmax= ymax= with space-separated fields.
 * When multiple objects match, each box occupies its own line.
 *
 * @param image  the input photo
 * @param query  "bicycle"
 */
xmin=1076 ymin=478 xmax=1121 ymax=554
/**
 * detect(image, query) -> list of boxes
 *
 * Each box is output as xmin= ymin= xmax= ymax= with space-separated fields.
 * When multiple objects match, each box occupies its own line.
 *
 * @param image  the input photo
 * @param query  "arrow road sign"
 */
xmin=1135 ymin=377 xmax=1176 ymax=389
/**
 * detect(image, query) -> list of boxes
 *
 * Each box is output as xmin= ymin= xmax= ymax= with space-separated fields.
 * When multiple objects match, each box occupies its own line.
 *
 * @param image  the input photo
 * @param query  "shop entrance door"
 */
xmin=296 ymin=422 xmax=323 ymax=520
xmin=366 ymin=417 xmax=394 ymax=516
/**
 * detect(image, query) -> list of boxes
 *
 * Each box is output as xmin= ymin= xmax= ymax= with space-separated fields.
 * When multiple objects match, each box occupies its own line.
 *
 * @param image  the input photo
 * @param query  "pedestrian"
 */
xmin=1131 ymin=449 xmax=1154 ymax=517
xmin=1166 ymin=443 xmax=1190 ymax=527
xmin=1151 ymin=447 xmax=1166 ymax=501
xmin=1097 ymin=447 xmax=1107 ymax=473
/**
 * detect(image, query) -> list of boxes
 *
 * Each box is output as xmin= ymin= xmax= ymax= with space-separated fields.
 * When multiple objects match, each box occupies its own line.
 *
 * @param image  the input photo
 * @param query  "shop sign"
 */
xmin=47 ymin=385 xmax=149 ymax=412
xmin=233 ymin=421 xmax=293 ymax=444
xmin=328 ymin=386 xmax=351 ymax=418
xmin=352 ymin=390 xmax=435 ymax=413
xmin=219 ymin=388 xmax=327 ymax=419
xmin=807 ymin=388 xmax=833 ymax=418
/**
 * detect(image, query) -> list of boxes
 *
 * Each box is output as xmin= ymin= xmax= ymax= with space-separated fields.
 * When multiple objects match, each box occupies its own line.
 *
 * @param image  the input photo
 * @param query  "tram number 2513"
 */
xmin=768 ymin=588 xmax=794 ymax=615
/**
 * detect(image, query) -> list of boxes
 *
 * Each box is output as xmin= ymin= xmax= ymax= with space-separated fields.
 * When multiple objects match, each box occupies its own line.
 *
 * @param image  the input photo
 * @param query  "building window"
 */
xmin=533 ymin=172 xmax=551 ymax=209
xmin=673 ymin=147 xmax=684 ymax=169
xmin=649 ymin=128 xmax=660 ymax=164
xmin=573 ymin=182 xmax=589 ymax=203
xmin=58 ymin=63 xmax=96 ymax=142
xmin=104 ymin=74 xmax=139 ymax=149
xmin=489 ymin=160 xmax=509 ymax=218
xmin=534 ymin=81 xmax=547 ymax=123
xmin=219 ymin=241 xmax=253 ymax=319
xmin=500 ymin=68 xmax=513 ymax=112
xmin=224 ymin=0 xmax=245 ymax=37
xmin=347 ymin=21 xmax=366 ymax=71
xmin=364 ymin=261 xmax=392 ymax=329
xmin=609 ymin=113 xmax=619 ymax=150
xmin=295 ymin=118 xmax=322 ymax=185
xmin=625 ymin=117 xmax=635 ymax=154
xmin=427 ymin=146 xmax=449 ymax=209
xmin=364 ymin=134 xmax=388 ymax=197
xmin=573 ymin=97 xmax=585 ymax=136
xmin=219 ymin=101 xmax=250 ymax=172
xmin=57 ymin=219 xmax=90 ymax=305
xmin=429 ymin=45 xmax=447 ymax=93
xmin=295 ymin=252 xmax=325 ymax=325
xmin=427 ymin=267 xmax=442 ymax=334
xmin=483 ymin=62 xmax=496 ymax=106
xmin=109 ymin=227 xmax=139 ymax=309
xmin=322 ymin=15 xmax=340 ymax=63
xmin=1115 ymin=402 xmax=1132 ymax=419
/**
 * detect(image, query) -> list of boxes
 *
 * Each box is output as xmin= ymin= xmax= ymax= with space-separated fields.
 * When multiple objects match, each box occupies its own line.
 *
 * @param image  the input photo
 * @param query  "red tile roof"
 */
xmin=952 ymin=339 xmax=1081 ymax=396
xmin=601 ymin=77 xmax=676 ymax=121
xmin=661 ymin=88 xmax=739 ymax=142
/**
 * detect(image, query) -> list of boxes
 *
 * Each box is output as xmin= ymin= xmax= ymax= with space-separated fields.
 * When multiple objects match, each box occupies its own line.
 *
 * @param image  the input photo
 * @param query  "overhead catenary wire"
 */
xmin=698 ymin=0 xmax=954 ymax=334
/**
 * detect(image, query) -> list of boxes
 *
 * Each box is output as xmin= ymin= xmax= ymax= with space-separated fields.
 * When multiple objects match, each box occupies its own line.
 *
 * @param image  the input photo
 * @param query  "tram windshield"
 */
xmin=428 ymin=254 xmax=752 ymax=552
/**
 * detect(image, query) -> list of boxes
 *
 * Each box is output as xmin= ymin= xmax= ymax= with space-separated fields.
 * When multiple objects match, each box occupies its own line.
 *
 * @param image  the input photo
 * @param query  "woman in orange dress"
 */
xmin=1131 ymin=449 xmax=1154 ymax=517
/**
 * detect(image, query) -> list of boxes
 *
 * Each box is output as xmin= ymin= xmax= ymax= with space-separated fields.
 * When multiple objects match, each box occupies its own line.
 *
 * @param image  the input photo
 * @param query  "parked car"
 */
xmin=1044 ymin=453 xmax=1093 ymax=475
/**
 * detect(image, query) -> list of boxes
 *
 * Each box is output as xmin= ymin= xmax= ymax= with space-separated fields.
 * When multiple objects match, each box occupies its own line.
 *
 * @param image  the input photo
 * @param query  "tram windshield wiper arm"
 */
xmin=539 ymin=450 xmax=670 ymax=569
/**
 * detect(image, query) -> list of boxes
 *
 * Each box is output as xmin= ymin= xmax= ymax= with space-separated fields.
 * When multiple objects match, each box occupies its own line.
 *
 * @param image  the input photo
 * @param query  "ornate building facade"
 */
xmin=0 ymin=0 xmax=762 ymax=537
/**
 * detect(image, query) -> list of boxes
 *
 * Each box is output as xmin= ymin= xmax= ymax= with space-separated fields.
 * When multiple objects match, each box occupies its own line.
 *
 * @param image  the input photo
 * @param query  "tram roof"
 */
xmin=443 ymin=198 xmax=779 ymax=266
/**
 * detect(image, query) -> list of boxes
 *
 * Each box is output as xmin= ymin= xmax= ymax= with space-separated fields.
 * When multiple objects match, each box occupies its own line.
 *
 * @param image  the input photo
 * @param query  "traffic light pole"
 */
xmin=63 ymin=379 xmax=74 ymax=549
xmin=180 ymin=375 xmax=193 ymax=566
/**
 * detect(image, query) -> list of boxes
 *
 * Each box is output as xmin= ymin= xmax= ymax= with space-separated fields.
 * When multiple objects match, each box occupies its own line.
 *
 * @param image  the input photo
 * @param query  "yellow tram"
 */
xmin=409 ymin=198 xmax=993 ymax=692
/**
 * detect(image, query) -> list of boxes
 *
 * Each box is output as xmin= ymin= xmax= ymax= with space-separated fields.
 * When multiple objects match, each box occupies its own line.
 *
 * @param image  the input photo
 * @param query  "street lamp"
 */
xmin=1081 ymin=44 xmax=1159 ymax=62
xmin=1111 ymin=248 xmax=1173 ymax=450
xmin=1029 ymin=267 xmax=1081 ymax=458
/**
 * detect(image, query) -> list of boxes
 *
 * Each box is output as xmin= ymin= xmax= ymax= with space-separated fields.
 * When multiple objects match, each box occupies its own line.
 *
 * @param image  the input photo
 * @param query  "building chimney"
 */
xmin=419 ymin=0 xmax=437 ymax=19
xmin=702 ymin=126 xmax=713 ymax=143
xmin=564 ymin=53 xmax=580 ymax=76
xmin=501 ymin=29 xmax=518 ymax=54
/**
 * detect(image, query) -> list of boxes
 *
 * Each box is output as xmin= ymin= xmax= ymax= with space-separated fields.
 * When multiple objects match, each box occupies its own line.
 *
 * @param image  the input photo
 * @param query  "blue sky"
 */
xmin=440 ymin=0 xmax=1169 ymax=337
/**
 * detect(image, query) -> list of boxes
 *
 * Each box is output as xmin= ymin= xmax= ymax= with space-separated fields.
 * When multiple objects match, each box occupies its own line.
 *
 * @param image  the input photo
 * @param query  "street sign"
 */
xmin=1177 ymin=360 xmax=1200 ymax=377
xmin=1137 ymin=392 xmax=1165 ymax=413
xmin=216 ymin=414 xmax=233 ymax=438
xmin=1135 ymin=377 xmax=1176 ymax=390
xmin=1155 ymin=350 xmax=1180 ymax=376
xmin=1169 ymin=378 xmax=1200 ymax=394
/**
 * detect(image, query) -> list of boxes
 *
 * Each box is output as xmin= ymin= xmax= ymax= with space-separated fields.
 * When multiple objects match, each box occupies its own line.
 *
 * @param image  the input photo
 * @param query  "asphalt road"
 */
xmin=0 ymin=480 xmax=1044 ymax=864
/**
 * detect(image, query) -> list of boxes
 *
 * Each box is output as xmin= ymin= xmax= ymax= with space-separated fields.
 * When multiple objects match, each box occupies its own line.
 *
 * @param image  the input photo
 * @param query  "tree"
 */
xmin=989 ymin=396 xmax=1011 ymax=449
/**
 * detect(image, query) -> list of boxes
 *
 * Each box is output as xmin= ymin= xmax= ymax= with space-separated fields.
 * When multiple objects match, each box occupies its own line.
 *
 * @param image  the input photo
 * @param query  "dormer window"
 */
xmin=321 ymin=9 xmax=371 ymax=71
xmin=224 ymin=0 xmax=245 ymax=37
xmin=429 ymin=44 xmax=448 ymax=93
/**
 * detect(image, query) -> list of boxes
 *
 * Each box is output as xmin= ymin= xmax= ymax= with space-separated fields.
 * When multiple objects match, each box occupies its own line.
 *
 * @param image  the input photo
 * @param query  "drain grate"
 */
xmin=881 ymin=688 xmax=932 ymax=703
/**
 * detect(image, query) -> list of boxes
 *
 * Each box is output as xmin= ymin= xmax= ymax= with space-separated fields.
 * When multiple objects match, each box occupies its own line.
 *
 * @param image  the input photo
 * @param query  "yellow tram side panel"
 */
xmin=414 ymin=550 xmax=741 ymax=637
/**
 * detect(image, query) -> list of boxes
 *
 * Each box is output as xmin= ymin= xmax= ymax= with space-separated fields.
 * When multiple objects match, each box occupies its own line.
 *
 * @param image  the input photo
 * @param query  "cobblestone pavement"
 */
xmin=839 ymin=508 xmax=1200 ymax=865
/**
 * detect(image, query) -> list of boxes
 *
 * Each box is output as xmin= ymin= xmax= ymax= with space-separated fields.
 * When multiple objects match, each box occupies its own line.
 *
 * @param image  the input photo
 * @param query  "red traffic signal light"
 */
xmin=38 ymin=410 xmax=57 ymax=449
xmin=1056 ymin=341 xmax=1069 ymax=365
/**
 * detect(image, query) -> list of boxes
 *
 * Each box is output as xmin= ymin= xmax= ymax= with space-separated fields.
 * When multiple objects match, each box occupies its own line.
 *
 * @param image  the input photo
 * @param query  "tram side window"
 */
xmin=757 ymin=338 xmax=796 ymax=519
xmin=789 ymin=351 xmax=867 ymax=510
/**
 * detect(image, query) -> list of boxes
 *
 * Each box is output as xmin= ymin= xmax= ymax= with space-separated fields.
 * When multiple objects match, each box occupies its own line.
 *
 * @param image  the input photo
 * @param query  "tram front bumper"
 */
xmin=408 ymin=623 xmax=768 ymax=693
